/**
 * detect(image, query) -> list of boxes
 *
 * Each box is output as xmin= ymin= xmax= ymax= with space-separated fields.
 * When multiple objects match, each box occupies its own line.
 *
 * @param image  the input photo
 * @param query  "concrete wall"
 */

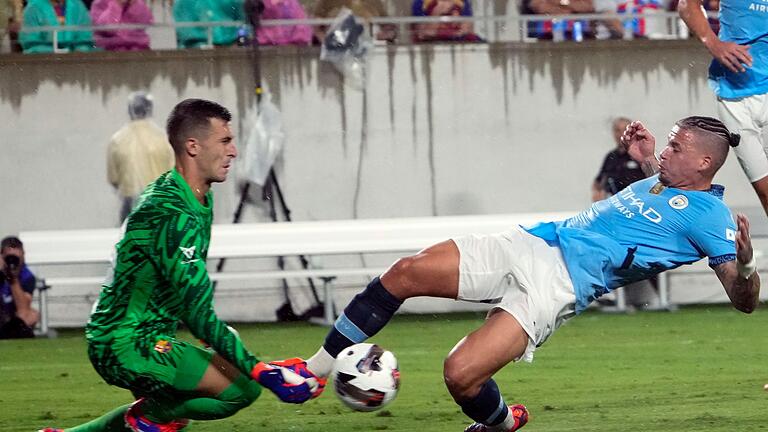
xmin=0 ymin=40 xmax=759 ymax=326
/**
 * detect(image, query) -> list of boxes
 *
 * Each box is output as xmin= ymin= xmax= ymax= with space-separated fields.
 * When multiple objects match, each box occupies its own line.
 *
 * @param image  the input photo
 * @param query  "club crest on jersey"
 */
xmin=154 ymin=339 xmax=172 ymax=353
xmin=668 ymin=195 xmax=688 ymax=210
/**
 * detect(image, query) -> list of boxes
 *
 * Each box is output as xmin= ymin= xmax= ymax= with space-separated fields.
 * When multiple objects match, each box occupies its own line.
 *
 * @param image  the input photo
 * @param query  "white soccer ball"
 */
xmin=332 ymin=343 xmax=400 ymax=412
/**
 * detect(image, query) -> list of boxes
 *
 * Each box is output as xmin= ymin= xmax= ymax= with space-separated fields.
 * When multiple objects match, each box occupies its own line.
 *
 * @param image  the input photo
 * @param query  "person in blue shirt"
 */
xmin=0 ymin=236 xmax=38 ymax=339
xmin=302 ymin=116 xmax=760 ymax=432
xmin=678 ymin=0 xmax=768 ymax=216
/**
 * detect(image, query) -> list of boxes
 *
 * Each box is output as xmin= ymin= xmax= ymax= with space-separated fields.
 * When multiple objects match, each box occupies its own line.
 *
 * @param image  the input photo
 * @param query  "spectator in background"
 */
xmin=616 ymin=0 xmax=661 ymax=39
xmin=107 ymin=91 xmax=175 ymax=222
xmin=313 ymin=0 xmax=396 ymax=43
xmin=524 ymin=0 xmax=593 ymax=40
xmin=592 ymin=116 xmax=660 ymax=310
xmin=0 ymin=236 xmax=38 ymax=339
xmin=411 ymin=0 xmax=480 ymax=43
xmin=523 ymin=0 xmax=623 ymax=40
xmin=89 ymin=0 xmax=153 ymax=51
xmin=592 ymin=117 xmax=645 ymax=200
xmin=173 ymin=0 xmax=245 ymax=48
xmin=20 ymin=0 xmax=95 ymax=53
xmin=1 ymin=0 xmax=23 ymax=52
xmin=257 ymin=0 xmax=312 ymax=45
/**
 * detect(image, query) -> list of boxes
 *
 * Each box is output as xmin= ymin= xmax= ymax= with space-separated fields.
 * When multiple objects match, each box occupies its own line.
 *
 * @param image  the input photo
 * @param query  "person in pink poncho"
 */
xmin=256 ymin=0 xmax=311 ymax=45
xmin=90 ymin=0 xmax=153 ymax=50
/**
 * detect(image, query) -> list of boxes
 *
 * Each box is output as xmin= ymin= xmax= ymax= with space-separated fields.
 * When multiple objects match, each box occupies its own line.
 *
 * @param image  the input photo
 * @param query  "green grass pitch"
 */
xmin=1 ymin=306 xmax=766 ymax=431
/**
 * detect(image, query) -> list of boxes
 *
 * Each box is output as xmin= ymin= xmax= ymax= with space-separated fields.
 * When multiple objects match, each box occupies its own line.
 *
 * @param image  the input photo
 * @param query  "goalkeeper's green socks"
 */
xmin=61 ymin=404 xmax=131 ymax=431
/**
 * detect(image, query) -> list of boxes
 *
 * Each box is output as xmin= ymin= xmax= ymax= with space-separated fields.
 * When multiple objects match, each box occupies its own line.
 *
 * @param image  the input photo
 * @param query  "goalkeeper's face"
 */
xmin=197 ymin=118 xmax=237 ymax=184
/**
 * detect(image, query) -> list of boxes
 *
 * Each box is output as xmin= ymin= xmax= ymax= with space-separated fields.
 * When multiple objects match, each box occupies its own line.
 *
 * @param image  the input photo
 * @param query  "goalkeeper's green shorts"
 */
xmin=88 ymin=336 xmax=213 ymax=397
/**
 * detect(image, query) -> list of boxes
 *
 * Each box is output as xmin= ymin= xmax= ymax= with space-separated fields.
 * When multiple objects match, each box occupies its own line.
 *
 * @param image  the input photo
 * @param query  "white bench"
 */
xmin=21 ymin=212 xmax=580 ymax=331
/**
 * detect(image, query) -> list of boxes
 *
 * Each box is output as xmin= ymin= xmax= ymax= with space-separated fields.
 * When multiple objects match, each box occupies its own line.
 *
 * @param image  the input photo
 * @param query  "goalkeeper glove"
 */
xmin=251 ymin=359 xmax=323 ymax=403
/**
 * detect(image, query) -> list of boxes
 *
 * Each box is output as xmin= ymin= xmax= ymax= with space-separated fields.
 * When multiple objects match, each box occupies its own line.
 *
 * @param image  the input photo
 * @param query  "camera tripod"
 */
xmin=214 ymin=1 xmax=324 ymax=320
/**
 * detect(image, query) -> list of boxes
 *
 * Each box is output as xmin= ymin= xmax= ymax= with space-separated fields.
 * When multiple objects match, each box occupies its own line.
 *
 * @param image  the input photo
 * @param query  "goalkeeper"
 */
xmin=40 ymin=99 xmax=323 ymax=432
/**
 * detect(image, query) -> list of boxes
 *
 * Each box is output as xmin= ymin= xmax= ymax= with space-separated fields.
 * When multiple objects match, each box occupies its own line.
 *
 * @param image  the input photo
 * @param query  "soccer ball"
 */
xmin=332 ymin=343 xmax=400 ymax=412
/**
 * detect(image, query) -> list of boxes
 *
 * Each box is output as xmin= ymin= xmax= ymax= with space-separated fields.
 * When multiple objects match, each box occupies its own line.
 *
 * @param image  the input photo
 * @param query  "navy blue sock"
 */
xmin=324 ymin=277 xmax=403 ymax=357
xmin=459 ymin=379 xmax=509 ymax=426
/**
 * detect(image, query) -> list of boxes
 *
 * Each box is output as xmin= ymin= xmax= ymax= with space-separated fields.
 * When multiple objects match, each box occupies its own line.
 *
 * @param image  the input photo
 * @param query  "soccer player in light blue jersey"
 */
xmin=305 ymin=116 xmax=760 ymax=431
xmin=679 ymin=0 xmax=768 ymax=215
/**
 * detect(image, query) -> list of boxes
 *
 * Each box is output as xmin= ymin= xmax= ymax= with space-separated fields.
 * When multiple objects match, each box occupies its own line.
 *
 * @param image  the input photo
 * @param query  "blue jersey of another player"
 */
xmin=708 ymin=0 xmax=768 ymax=98
xmin=524 ymin=175 xmax=737 ymax=312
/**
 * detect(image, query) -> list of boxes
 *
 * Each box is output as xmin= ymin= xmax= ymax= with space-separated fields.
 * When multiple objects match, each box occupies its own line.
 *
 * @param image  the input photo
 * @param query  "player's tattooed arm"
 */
xmin=640 ymin=155 xmax=660 ymax=177
xmin=620 ymin=120 xmax=659 ymax=178
xmin=713 ymin=214 xmax=760 ymax=313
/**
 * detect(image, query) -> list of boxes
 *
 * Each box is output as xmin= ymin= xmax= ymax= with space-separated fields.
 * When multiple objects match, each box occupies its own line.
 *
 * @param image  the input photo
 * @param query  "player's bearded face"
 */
xmin=199 ymin=118 xmax=237 ymax=183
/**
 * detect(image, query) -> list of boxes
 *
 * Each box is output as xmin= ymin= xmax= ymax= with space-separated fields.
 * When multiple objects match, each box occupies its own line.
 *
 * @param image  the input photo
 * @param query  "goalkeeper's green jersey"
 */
xmin=86 ymin=168 xmax=259 ymax=377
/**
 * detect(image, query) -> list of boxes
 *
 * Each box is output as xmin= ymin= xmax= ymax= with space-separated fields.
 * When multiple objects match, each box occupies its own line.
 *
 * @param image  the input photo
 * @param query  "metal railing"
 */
xmin=7 ymin=11 xmax=702 ymax=54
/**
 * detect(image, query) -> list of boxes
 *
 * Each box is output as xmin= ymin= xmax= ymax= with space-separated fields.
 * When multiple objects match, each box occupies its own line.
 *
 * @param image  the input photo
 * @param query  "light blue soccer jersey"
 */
xmin=708 ymin=0 xmax=768 ymax=98
xmin=524 ymin=175 xmax=737 ymax=312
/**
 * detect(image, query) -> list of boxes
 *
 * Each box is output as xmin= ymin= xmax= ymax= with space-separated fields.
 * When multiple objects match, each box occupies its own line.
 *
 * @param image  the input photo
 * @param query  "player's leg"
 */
xmin=446 ymin=228 xmax=575 ymax=431
xmin=128 ymin=345 xmax=261 ymax=428
xmin=38 ymin=405 xmax=133 ymax=432
xmin=48 ymin=342 xmax=260 ymax=432
xmin=444 ymin=309 xmax=530 ymax=432
xmin=754 ymin=95 xmax=768 ymax=213
xmin=718 ymin=96 xmax=768 ymax=215
xmin=307 ymin=240 xmax=460 ymax=377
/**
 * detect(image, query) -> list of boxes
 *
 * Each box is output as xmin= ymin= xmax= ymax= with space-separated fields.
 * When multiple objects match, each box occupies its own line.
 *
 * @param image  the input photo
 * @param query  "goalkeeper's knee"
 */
xmin=216 ymin=375 xmax=262 ymax=416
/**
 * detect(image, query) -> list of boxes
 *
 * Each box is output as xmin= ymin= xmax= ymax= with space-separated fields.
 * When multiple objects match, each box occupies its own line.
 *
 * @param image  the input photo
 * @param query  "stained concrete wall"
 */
xmin=0 ymin=40 xmax=759 ymax=325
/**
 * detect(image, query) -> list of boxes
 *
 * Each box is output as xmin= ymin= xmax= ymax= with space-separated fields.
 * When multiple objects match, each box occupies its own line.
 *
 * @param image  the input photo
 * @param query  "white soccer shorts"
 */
xmin=452 ymin=227 xmax=576 ymax=363
xmin=718 ymin=93 xmax=768 ymax=183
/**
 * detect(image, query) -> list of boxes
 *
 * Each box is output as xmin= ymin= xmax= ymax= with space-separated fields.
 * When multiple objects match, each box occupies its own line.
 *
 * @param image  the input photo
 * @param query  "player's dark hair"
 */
xmin=676 ymin=116 xmax=741 ymax=148
xmin=0 ymin=236 xmax=23 ymax=252
xmin=166 ymin=99 xmax=232 ymax=155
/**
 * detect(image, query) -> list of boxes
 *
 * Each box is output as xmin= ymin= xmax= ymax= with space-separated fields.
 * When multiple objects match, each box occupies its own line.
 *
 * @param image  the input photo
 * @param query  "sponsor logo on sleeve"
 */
xmin=726 ymin=228 xmax=736 ymax=241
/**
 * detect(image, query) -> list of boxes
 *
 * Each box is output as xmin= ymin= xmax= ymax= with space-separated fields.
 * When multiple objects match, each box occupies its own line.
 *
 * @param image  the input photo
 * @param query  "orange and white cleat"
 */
xmin=464 ymin=404 xmax=529 ymax=432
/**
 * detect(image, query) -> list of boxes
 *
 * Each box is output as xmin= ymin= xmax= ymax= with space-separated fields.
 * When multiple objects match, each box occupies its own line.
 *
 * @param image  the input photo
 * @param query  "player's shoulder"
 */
xmin=683 ymin=185 xmax=735 ymax=224
xmin=685 ymin=184 xmax=729 ymax=209
xmin=127 ymin=203 xmax=201 ymax=245
xmin=131 ymin=176 xmax=199 ymax=225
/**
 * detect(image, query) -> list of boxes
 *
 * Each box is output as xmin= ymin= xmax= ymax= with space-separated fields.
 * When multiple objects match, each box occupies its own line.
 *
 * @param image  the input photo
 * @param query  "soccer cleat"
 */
xmin=464 ymin=404 xmax=529 ymax=432
xmin=124 ymin=398 xmax=190 ymax=432
xmin=37 ymin=429 xmax=64 ymax=432
xmin=269 ymin=357 xmax=328 ymax=399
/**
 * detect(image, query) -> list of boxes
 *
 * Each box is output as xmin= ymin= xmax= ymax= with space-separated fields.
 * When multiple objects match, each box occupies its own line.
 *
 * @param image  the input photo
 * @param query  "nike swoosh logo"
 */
xmin=181 ymin=259 xmax=200 ymax=265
